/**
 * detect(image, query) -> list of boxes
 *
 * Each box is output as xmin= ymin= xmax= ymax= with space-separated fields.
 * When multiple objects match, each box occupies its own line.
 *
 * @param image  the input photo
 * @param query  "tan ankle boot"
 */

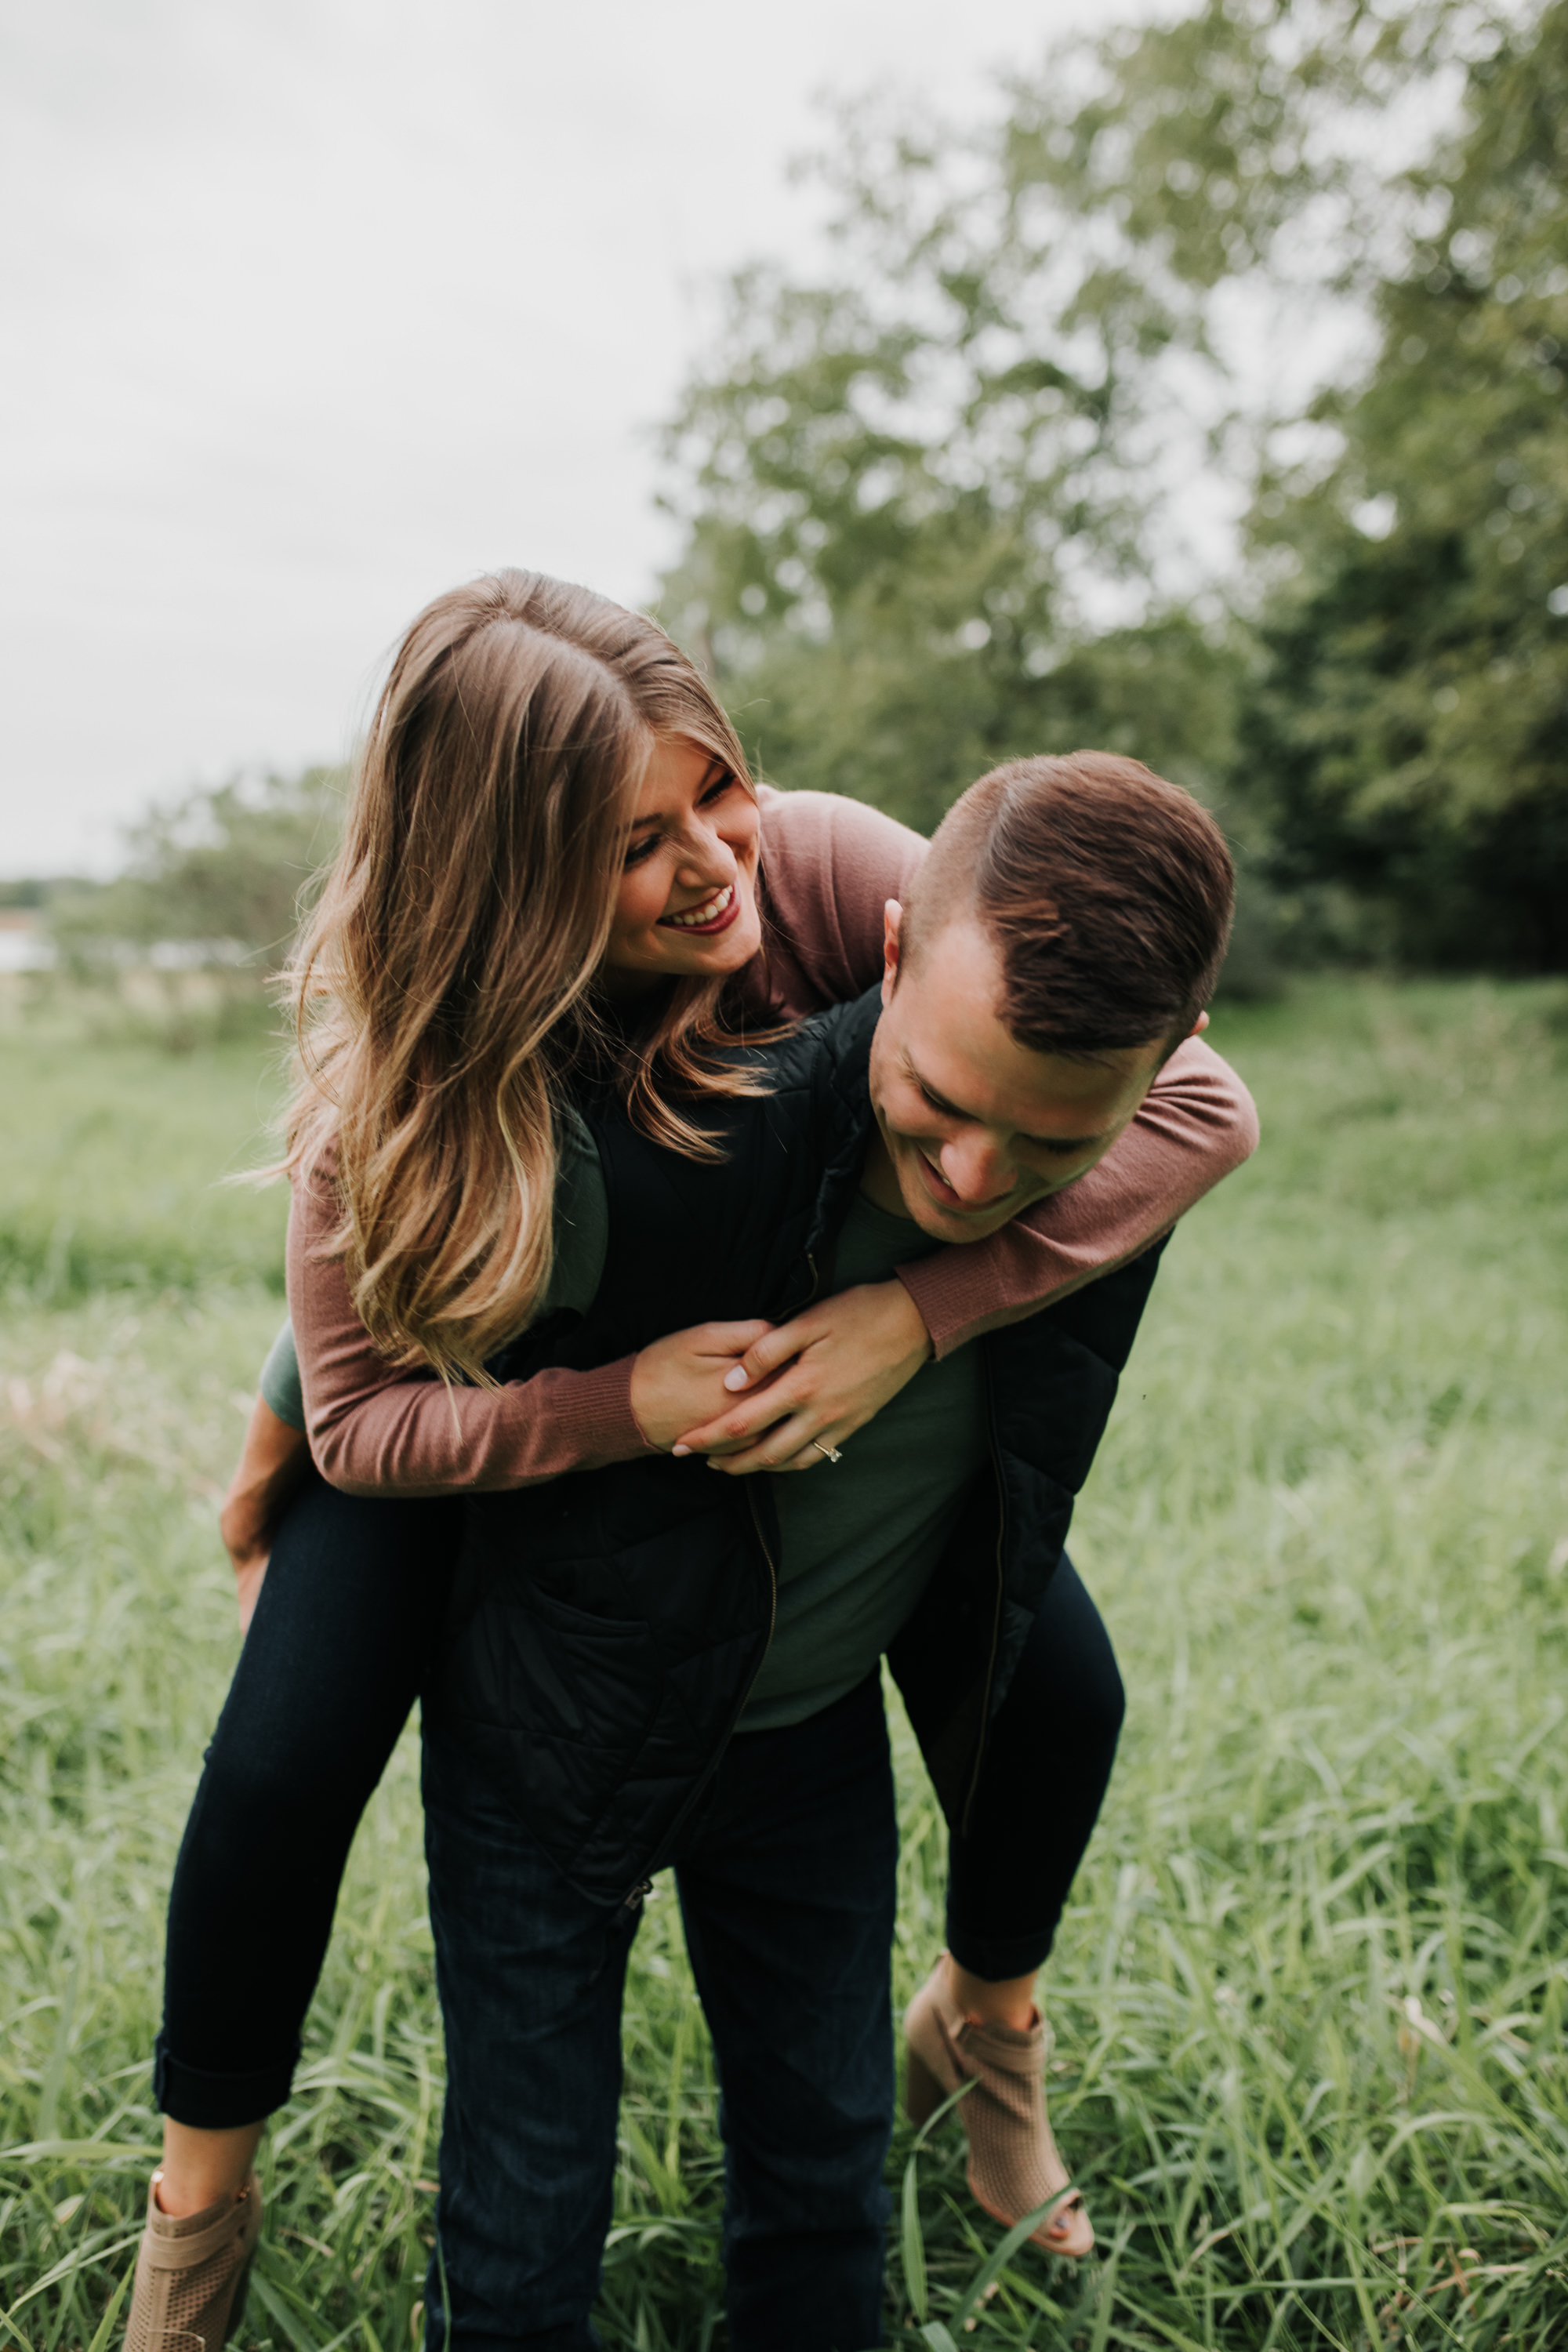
xmin=905 ymin=1956 xmax=1093 ymax=2259
xmin=124 ymin=2172 xmax=263 ymax=2352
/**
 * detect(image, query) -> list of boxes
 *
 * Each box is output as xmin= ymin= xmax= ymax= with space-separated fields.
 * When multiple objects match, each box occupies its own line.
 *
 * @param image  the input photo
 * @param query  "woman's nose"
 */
xmin=674 ymin=822 xmax=734 ymax=886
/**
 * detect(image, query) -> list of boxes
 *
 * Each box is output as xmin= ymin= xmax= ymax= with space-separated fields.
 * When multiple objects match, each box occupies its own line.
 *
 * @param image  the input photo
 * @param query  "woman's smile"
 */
xmin=659 ymin=881 xmax=739 ymax=935
xmin=604 ymin=732 xmax=763 ymax=988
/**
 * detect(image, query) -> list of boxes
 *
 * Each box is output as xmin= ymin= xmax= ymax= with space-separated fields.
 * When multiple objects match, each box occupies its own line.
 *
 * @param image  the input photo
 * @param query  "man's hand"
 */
xmin=229 ymin=1549 xmax=270 ymax=1638
xmin=671 ymin=1280 xmax=934 ymax=1475
xmin=220 ymin=1396 xmax=313 ymax=1633
xmin=629 ymin=1321 xmax=776 ymax=1453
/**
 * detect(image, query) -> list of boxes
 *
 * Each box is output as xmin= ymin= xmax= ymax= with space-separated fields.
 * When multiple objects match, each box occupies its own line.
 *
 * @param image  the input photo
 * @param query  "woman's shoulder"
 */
xmin=751 ymin=783 xmax=927 ymax=1017
xmin=755 ymin=782 xmax=927 ymax=887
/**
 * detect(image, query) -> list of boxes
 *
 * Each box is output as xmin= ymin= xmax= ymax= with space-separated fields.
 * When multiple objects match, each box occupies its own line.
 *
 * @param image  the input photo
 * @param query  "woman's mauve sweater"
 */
xmin=292 ymin=786 xmax=1258 ymax=1496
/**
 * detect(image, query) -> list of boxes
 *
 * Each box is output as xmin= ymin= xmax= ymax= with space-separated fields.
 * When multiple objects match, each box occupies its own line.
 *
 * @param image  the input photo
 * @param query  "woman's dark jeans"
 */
xmin=154 ymin=1475 xmax=459 ymax=2123
xmin=946 ymin=1552 xmax=1125 ymax=1981
xmin=423 ymin=1676 xmax=898 ymax=2352
xmin=154 ymin=1469 xmax=1123 ymax=2126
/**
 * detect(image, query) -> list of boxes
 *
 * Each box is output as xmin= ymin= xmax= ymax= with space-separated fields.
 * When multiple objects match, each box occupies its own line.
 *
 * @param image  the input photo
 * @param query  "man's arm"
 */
xmin=220 ymin=1377 xmax=312 ymax=1632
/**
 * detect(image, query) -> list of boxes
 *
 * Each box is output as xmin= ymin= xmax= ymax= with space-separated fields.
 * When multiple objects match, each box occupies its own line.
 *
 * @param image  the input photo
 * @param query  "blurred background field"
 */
xmin=2 ymin=975 xmax=1566 ymax=2350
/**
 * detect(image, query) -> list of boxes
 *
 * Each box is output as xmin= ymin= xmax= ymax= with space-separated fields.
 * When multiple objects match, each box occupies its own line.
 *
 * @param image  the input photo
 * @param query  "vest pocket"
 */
xmin=492 ymin=1587 xmax=659 ymax=1753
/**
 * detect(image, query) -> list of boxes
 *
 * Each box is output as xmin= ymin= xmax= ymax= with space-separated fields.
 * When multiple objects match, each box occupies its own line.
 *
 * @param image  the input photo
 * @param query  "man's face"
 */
xmin=865 ymin=905 xmax=1179 ymax=1240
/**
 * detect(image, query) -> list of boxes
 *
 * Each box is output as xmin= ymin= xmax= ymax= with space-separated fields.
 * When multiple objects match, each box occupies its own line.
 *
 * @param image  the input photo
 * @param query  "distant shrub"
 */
xmin=48 ymin=767 xmax=345 ymax=983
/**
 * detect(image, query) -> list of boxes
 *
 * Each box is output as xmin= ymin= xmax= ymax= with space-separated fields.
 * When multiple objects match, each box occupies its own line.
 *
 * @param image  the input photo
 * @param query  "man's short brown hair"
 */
xmin=901 ymin=753 xmax=1234 ymax=1058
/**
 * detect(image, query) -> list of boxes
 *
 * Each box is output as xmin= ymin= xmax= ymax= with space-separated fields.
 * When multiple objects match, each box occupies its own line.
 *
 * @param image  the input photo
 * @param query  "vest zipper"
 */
xmin=959 ymin=1352 xmax=1007 ymax=1842
xmin=622 ymin=1487 xmax=780 ymax=1908
xmin=777 ymin=1250 xmax=824 ymax=1324
xmin=619 ymin=1241 xmax=811 ymax=1906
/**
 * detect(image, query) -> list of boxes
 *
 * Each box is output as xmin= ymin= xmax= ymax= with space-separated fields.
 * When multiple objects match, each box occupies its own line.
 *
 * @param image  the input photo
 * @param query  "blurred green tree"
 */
xmin=1242 ymin=0 xmax=1568 ymax=967
xmin=49 ymin=768 xmax=343 ymax=978
xmin=657 ymin=0 xmax=1490 ymax=835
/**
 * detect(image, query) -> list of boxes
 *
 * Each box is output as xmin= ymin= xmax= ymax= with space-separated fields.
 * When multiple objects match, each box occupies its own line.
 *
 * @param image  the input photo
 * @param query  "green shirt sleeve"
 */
xmin=259 ymin=1319 xmax=307 ymax=1430
xmin=253 ymin=1108 xmax=607 ymax=1428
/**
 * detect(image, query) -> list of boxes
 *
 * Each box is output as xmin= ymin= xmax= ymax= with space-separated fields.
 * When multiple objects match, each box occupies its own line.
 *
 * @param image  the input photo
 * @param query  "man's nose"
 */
xmin=938 ymin=1131 xmax=1016 ymax=1207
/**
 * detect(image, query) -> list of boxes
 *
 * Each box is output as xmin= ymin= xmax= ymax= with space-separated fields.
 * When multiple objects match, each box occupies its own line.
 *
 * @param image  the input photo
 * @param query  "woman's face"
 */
xmin=604 ymin=734 xmax=763 ymax=992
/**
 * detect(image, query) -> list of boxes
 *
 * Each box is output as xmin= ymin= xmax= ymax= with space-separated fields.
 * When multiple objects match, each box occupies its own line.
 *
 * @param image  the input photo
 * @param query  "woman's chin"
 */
xmin=666 ymin=911 xmax=762 ymax=979
xmin=685 ymin=932 xmax=760 ymax=981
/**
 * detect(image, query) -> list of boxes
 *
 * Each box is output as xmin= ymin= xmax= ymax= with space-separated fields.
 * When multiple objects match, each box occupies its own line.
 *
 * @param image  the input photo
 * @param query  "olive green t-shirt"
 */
xmin=735 ymin=1192 xmax=989 ymax=1733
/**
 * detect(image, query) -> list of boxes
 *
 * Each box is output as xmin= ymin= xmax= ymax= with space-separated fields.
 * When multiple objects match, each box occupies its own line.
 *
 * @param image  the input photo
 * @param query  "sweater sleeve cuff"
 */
xmin=560 ymin=1353 xmax=654 ymax=1464
xmin=892 ymin=1258 xmax=970 ymax=1363
xmin=485 ymin=1351 xmax=652 ymax=1477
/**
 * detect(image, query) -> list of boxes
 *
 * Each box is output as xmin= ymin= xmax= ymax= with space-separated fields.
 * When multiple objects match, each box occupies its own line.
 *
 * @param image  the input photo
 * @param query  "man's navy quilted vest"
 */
xmin=426 ymin=990 xmax=1164 ymax=1906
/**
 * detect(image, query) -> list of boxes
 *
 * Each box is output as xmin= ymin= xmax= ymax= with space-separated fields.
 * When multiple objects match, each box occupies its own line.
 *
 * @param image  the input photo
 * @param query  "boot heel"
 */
xmin=906 ymin=2042 xmax=944 ymax=2126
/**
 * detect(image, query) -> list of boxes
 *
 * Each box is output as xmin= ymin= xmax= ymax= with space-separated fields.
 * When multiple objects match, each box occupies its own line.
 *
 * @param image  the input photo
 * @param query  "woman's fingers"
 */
xmin=673 ymin=1371 xmax=811 ymax=1456
xmin=671 ymin=1282 xmax=934 ymax=1464
xmin=738 ymin=1421 xmax=840 ymax=1472
xmin=695 ymin=1319 xmax=776 ymax=1360
xmin=721 ymin=1315 xmax=817 ymax=1392
xmin=631 ymin=1321 xmax=779 ymax=1451
xmin=701 ymin=1407 xmax=843 ymax=1475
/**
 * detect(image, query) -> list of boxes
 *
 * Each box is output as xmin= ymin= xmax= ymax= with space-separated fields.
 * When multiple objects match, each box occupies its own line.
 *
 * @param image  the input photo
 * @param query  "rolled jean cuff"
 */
xmin=152 ymin=2031 xmax=298 ymax=2129
xmin=943 ymin=1911 xmax=1056 ymax=1985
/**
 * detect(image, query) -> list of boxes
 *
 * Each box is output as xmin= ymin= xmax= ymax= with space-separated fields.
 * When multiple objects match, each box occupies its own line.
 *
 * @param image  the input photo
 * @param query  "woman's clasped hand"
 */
xmin=645 ymin=1278 xmax=935 ymax=1472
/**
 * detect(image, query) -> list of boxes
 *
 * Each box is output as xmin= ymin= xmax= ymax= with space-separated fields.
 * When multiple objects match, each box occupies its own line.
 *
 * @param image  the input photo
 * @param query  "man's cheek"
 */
xmin=1025 ymin=1164 xmax=1085 ymax=1203
xmin=895 ymin=1103 xmax=946 ymax=1152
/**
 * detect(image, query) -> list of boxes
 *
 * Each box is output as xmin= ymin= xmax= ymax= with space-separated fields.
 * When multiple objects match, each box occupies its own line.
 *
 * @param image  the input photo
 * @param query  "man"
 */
xmin=417 ymin=752 xmax=1240 ymax=2350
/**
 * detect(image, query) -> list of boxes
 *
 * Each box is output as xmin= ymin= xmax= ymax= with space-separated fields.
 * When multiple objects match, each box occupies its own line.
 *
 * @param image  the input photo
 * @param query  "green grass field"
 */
xmin=2 ymin=979 xmax=1566 ymax=2350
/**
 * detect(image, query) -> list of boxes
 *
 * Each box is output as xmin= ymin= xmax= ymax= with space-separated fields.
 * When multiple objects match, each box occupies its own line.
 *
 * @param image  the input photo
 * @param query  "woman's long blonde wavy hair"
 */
xmin=284 ymin=568 xmax=760 ymax=1383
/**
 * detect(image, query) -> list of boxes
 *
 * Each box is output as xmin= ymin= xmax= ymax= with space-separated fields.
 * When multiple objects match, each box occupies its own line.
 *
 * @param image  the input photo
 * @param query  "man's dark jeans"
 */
xmin=421 ymin=1673 xmax=898 ymax=2352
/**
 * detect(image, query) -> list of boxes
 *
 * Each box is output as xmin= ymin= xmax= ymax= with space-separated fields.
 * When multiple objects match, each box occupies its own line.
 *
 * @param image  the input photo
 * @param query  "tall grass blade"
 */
xmin=899 ymin=2152 xmax=927 ymax=2320
xmin=82 ymin=2263 xmax=132 ymax=2352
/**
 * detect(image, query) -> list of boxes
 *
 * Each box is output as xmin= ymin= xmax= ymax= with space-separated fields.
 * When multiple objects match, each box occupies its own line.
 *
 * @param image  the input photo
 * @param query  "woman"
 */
xmin=125 ymin=570 xmax=1254 ymax=2350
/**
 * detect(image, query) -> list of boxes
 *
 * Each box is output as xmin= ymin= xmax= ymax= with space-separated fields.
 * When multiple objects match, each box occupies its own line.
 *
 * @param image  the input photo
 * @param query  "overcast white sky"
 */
xmin=2 ymin=0 xmax=1181 ymax=877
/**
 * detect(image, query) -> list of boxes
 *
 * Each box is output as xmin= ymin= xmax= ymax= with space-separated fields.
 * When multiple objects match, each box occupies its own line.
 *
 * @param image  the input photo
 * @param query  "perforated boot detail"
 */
xmin=122 ymin=2171 xmax=263 ymax=2352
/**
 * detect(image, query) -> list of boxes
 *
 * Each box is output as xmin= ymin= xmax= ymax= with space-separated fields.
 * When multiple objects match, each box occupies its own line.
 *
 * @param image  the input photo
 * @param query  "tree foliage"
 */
xmin=658 ymin=0 xmax=1568 ymax=971
xmin=658 ymin=1 xmax=1501 ymax=832
xmin=1244 ymin=0 xmax=1568 ymax=966
xmin=49 ymin=768 xmax=343 ymax=977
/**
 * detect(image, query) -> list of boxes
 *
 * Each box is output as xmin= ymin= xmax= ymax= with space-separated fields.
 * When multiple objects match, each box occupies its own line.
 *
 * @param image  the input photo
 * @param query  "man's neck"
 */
xmin=858 ymin=1122 xmax=913 ymax=1218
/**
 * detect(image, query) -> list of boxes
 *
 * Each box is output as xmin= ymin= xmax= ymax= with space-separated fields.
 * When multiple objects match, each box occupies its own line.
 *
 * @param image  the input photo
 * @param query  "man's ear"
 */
xmin=880 ymin=900 xmax=903 ymax=1006
xmin=1191 ymin=1008 xmax=1210 ymax=1037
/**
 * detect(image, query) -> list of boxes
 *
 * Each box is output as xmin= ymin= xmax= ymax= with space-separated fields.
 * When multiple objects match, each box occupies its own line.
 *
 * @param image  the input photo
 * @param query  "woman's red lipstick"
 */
xmin=657 ymin=881 xmax=742 ymax=937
